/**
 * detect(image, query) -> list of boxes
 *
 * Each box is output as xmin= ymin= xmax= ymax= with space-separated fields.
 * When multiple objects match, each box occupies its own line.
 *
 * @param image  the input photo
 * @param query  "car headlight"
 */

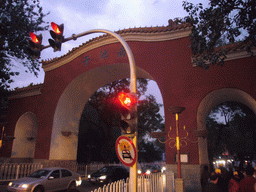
xmin=76 ymin=178 xmax=82 ymax=186
xmin=20 ymin=184 xmax=29 ymax=189
xmin=8 ymin=182 xmax=12 ymax=187
xmin=88 ymin=174 xmax=91 ymax=179
xmin=99 ymin=175 xmax=107 ymax=180
xmin=146 ymin=170 xmax=151 ymax=175
xmin=138 ymin=170 xmax=141 ymax=174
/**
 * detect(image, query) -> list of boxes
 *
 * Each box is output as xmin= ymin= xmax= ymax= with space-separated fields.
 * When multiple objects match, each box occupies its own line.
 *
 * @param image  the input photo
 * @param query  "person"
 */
xmin=228 ymin=171 xmax=240 ymax=192
xmin=218 ymin=166 xmax=230 ymax=192
xmin=235 ymin=167 xmax=245 ymax=181
xmin=201 ymin=165 xmax=211 ymax=192
xmin=205 ymin=172 xmax=221 ymax=192
xmin=239 ymin=166 xmax=256 ymax=192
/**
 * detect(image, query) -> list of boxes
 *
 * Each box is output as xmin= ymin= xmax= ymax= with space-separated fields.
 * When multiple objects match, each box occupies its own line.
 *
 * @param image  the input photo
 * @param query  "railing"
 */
xmin=0 ymin=163 xmax=43 ymax=181
xmin=76 ymin=161 xmax=166 ymax=177
xmin=91 ymin=172 xmax=171 ymax=192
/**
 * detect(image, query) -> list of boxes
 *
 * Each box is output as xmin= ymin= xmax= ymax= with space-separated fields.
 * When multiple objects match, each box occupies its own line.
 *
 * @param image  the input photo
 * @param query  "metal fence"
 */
xmin=91 ymin=172 xmax=170 ymax=192
xmin=0 ymin=163 xmax=43 ymax=181
xmin=76 ymin=161 xmax=166 ymax=177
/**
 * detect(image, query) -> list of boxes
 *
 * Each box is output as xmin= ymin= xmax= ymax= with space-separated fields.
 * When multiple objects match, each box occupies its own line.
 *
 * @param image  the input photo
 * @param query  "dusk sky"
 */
xmin=10 ymin=0 xmax=210 ymax=116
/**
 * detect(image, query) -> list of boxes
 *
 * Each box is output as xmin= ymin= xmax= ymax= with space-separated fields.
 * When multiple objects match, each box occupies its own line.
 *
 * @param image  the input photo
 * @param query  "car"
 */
xmin=122 ymin=150 xmax=132 ymax=160
xmin=7 ymin=167 xmax=82 ymax=192
xmin=88 ymin=166 xmax=129 ymax=185
xmin=138 ymin=164 xmax=162 ymax=176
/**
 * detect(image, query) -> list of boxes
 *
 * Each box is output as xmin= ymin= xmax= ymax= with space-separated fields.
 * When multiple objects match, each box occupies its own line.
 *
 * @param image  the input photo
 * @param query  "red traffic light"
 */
xmin=51 ymin=22 xmax=62 ymax=34
xmin=118 ymin=92 xmax=137 ymax=109
xmin=49 ymin=22 xmax=64 ymax=52
xmin=29 ymin=32 xmax=40 ymax=43
xmin=28 ymin=32 xmax=42 ymax=59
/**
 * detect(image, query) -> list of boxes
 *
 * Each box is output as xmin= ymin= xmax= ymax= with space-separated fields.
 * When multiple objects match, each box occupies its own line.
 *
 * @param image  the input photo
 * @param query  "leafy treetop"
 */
xmin=0 ymin=0 xmax=49 ymax=90
xmin=181 ymin=0 xmax=256 ymax=69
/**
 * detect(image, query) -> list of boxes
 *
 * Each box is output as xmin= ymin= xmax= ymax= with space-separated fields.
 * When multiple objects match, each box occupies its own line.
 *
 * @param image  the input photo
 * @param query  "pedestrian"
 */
xmin=218 ymin=166 xmax=230 ymax=192
xmin=201 ymin=165 xmax=211 ymax=192
xmin=235 ymin=167 xmax=245 ymax=181
xmin=239 ymin=166 xmax=256 ymax=192
xmin=228 ymin=171 xmax=240 ymax=192
xmin=205 ymin=172 xmax=221 ymax=192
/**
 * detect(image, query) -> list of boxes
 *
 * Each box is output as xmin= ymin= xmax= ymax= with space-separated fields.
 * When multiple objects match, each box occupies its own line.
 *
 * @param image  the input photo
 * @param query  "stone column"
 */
xmin=166 ymin=170 xmax=175 ymax=192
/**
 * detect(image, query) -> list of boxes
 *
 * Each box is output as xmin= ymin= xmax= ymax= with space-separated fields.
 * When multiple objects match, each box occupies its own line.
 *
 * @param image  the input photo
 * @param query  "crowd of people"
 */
xmin=201 ymin=165 xmax=256 ymax=192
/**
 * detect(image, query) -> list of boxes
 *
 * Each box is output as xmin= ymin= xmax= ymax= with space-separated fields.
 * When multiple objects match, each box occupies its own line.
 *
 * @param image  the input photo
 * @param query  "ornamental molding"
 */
xmin=8 ymin=87 xmax=42 ymax=100
xmin=42 ymin=28 xmax=192 ymax=72
xmin=192 ymin=47 xmax=256 ymax=66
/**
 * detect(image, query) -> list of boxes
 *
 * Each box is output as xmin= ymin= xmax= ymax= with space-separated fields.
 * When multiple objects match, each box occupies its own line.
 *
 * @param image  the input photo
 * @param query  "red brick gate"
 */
xmin=1 ymin=21 xmax=256 ymax=191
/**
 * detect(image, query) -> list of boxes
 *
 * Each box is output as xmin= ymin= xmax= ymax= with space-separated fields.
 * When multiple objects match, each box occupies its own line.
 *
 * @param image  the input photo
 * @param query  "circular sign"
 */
xmin=115 ymin=135 xmax=137 ymax=167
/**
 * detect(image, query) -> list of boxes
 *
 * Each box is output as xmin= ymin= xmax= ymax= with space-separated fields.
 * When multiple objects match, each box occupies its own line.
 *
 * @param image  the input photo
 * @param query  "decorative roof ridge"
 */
xmin=10 ymin=83 xmax=43 ymax=93
xmin=193 ymin=41 xmax=256 ymax=58
xmin=42 ymin=21 xmax=192 ymax=65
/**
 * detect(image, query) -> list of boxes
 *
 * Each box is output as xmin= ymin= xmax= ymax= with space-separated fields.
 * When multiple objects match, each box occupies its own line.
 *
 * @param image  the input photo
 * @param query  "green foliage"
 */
xmin=0 ymin=0 xmax=49 ymax=89
xmin=137 ymin=95 xmax=164 ymax=139
xmin=138 ymin=140 xmax=162 ymax=162
xmin=206 ymin=102 xmax=256 ymax=161
xmin=182 ymin=0 xmax=256 ymax=69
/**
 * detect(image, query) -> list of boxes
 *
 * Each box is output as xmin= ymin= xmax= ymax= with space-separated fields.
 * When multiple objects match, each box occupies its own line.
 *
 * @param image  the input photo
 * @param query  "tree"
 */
xmin=0 ymin=0 xmax=49 ymax=90
xmin=77 ymin=78 xmax=165 ymax=163
xmin=182 ymin=0 xmax=256 ymax=69
xmin=138 ymin=140 xmax=162 ymax=162
xmin=206 ymin=101 xmax=256 ymax=167
xmin=137 ymin=95 xmax=164 ymax=140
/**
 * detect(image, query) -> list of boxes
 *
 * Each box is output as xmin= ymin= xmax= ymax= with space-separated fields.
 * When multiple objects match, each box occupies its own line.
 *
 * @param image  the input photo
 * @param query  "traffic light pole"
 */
xmin=41 ymin=29 xmax=138 ymax=191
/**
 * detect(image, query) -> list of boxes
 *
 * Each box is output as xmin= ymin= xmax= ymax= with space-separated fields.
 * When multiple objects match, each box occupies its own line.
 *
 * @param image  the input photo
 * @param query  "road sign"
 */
xmin=115 ymin=135 xmax=137 ymax=167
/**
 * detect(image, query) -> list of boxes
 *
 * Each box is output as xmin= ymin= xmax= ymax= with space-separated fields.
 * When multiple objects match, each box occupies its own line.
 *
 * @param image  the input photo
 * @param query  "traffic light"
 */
xmin=48 ymin=22 xmax=64 ymax=52
xmin=28 ymin=32 xmax=42 ymax=59
xmin=118 ymin=92 xmax=137 ymax=136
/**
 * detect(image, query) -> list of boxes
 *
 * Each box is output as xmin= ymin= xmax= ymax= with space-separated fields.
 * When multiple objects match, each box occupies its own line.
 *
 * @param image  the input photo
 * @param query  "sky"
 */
xmin=10 ymin=0 xmax=209 ymax=115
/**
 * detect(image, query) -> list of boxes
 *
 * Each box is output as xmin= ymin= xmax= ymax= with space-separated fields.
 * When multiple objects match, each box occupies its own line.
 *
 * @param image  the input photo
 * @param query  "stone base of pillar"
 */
xmin=175 ymin=178 xmax=184 ymax=192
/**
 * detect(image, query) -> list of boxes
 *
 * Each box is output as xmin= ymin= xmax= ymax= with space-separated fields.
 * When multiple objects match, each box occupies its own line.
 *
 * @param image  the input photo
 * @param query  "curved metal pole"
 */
xmin=70 ymin=29 xmax=138 ymax=191
xmin=69 ymin=29 xmax=137 ymax=93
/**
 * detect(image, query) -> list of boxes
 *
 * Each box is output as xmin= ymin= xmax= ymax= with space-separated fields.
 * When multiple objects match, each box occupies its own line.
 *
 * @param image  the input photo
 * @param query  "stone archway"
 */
xmin=49 ymin=63 xmax=155 ymax=160
xmin=11 ymin=112 xmax=38 ymax=160
xmin=197 ymin=88 xmax=256 ymax=165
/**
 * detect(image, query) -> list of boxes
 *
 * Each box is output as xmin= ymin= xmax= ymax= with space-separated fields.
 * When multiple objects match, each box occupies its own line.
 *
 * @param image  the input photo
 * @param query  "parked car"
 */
xmin=88 ymin=166 xmax=129 ymax=185
xmin=138 ymin=164 xmax=162 ymax=176
xmin=7 ymin=167 xmax=82 ymax=192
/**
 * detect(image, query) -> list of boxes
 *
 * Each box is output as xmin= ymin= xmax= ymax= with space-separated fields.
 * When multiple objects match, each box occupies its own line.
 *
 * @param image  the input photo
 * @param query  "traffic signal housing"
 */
xmin=118 ymin=92 xmax=137 ymax=136
xmin=28 ymin=32 xmax=42 ymax=59
xmin=48 ymin=22 xmax=64 ymax=52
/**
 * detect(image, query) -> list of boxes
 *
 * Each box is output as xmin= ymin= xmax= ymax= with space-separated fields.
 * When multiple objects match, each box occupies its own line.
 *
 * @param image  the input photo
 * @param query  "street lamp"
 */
xmin=168 ymin=106 xmax=185 ymax=179
xmin=151 ymin=106 xmax=208 ymax=192
xmin=168 ymin=106 xmax=185 ymax=192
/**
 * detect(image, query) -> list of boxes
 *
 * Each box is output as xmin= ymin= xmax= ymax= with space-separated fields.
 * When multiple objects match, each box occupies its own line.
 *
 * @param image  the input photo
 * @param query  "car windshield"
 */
xmin=97 ymin=167 xmax=114 ymax=174
xmin=28 ymin=169 xmax=51 ymax=178
xmin=142 ymin=165 xmax=152 ymax=170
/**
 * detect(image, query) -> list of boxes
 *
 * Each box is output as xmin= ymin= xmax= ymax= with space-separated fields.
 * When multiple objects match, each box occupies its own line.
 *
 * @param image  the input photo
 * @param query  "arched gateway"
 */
xmin=1 ymin=21 xmax=256 ymax=191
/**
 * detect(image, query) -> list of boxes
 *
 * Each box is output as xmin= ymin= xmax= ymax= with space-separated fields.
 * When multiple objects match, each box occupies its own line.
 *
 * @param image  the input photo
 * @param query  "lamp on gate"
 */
xmin=168 ymin=106 xmax=185 ymax=179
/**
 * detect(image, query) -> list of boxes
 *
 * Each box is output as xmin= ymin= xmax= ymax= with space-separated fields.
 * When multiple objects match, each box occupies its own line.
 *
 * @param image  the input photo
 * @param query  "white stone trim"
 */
xmin=9 ymin=89 xmax=42 ymax=100
xmin=192 ymin=48 xmax=256 ymax=66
